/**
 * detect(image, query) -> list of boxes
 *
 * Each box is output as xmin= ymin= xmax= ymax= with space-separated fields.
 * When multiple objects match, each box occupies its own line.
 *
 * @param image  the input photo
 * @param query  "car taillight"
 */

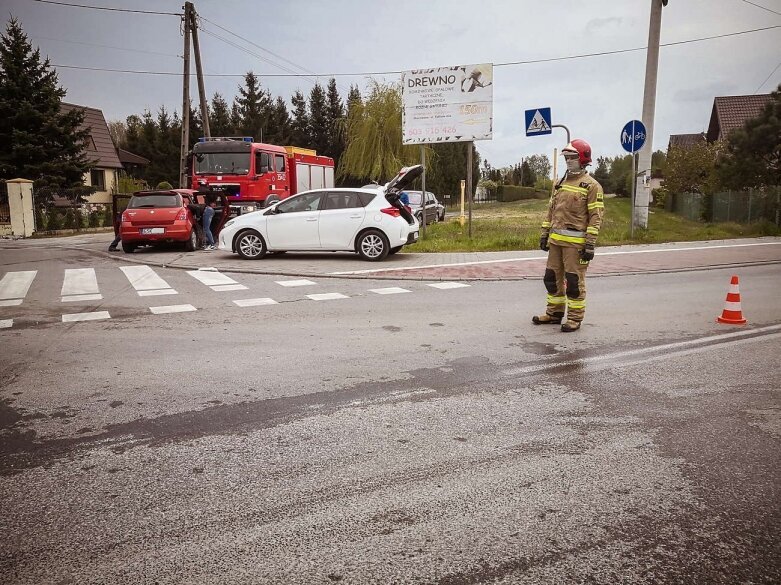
xmin=121 ymin=211 xmax=129 ymax=222
xmin=177 ymin=209 xmax=188 ymax=221
xmin=381 ymin=207 xmax=401 ymax=217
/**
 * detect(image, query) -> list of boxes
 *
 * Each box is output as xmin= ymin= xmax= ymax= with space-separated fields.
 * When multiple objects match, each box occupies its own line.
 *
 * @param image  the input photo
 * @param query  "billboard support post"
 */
xmin=420 ymin=145 xmax=426 ymax=237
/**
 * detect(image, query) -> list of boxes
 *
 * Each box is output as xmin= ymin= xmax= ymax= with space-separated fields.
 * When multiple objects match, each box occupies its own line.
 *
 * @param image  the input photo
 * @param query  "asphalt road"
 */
xmin=1 ymin=246 xmax=779 ymax=584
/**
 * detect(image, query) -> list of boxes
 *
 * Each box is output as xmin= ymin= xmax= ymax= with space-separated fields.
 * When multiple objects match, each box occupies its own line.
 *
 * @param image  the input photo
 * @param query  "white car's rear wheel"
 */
xmin=235 ymin=230 xmax=267 ymax=260
xmin=356 ymin=229 xmax=389 ymax=261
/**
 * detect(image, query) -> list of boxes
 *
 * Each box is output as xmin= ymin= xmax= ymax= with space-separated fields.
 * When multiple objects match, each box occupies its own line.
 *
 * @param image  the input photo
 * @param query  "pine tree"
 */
xmin=290 ymin=90 xmax=309 ymax=146
xmin=325 ymin=78 xmax=345 ymax=164
xmin=235 ymin=72 xmax=273 ymax=141
xmin=346 ymin=85 xmax=362 ymax=119
xmin=0 ymin=17 xmax=92 ymax=191
xmin=210 ymin=92 xmax=232 ymax=136
xmin=268 ymin=96 xmax=291 ymax=144
xmin=308 ymin=82 xmax=329 ymax=155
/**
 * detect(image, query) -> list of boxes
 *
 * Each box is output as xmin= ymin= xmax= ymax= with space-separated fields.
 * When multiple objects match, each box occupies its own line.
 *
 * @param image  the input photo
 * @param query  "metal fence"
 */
xmin=667 ymin=188 xmax=781 ymax=225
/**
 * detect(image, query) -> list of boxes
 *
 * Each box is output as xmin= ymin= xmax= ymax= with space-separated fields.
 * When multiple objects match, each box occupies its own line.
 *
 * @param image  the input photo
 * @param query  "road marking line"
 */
xmin=276 ymin=279 xmax=317 ymax=287
xmin=0 ymin=299 xmax=23 ymax=307
xmin=427 ymin=282 xmax=470 ymax=289
xmin=187 ymin=268 xmax=240 ymax=288
xmin=307 ymin=293 xmax=349 ymax=301
xmin=507 ymin=324 xmax=781 ymax=377
xmin=61 ymin=268 xmax=99 ymax=300
xmin=61 ymin=293 xmax=103 ymax=302
xmin=330 ymin=241 xmax=781 ymax=275
xmin=0 ymin=319 xmax=12 ymax=329
xmin=62 ymin=311 xmax=111 ymax=323
xmin=369 ymin=287 xmax=412 ymax=295
xmin=149 ymin=304 xmax=196 ymax=315
xmin=233 ymin=297 xmax=278 ymax=307
xmin=138 ymin=289 xmax=179 ymax=297
xmin=0 ymin=271 xmax=37 ymax=302
xmin=120 ymin=265 xmax=175 ymax=293
xmin=211 ymin=284 xmax=248 ymax=292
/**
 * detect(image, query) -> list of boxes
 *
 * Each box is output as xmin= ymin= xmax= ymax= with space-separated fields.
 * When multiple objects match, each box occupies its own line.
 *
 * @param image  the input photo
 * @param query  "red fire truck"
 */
xmin=189 ymin=137 xmax=335 ymax=214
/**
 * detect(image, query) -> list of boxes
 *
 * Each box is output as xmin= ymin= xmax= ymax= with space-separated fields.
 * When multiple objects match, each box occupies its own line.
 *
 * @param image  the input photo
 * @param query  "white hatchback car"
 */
xmin=218 ymin=166 xmax=422 ymax=261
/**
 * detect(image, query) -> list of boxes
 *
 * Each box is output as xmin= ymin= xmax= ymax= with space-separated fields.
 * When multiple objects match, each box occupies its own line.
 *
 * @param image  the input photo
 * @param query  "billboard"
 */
xmin=401 ymin=63 xmax=493 ymax=144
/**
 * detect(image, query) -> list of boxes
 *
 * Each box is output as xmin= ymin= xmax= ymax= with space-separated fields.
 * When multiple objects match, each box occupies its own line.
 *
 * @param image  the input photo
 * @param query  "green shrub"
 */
xmin=497 ymin=185 xmax=547 ymax=202
xmin=156 ymin=181 xmax=174 ymax=190
xmin=73 ymin=208 xmax=85 ymax=230
xmin=46 ymin=211 xmax=64 ymax=231
xmin=88 ymin=209 xmax=101 ymax=228
xmin=652 ymin=187 xmax=668 ymax=209
xmin=102 ymin=206 xmax=113 ymax=227
xmin=63 ymin=209 xmax=77 ymax=229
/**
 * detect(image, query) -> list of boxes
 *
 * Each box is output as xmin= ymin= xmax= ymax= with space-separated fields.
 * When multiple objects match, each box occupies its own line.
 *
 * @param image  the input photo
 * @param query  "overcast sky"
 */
xmin=5 ymin=0 xmax=781 ymax=167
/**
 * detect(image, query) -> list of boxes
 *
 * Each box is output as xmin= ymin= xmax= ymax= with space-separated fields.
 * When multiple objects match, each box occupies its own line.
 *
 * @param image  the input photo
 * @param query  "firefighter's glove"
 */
xmin=579 ymin=244 xmax=595 ymax=262
xmin=539 ymin=235 xmax=549 ymax=252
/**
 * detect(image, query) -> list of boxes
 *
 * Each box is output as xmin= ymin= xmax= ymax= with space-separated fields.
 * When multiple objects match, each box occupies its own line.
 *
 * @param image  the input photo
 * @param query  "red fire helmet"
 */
xmin=562 ymin=139 xmax=592 ymax=166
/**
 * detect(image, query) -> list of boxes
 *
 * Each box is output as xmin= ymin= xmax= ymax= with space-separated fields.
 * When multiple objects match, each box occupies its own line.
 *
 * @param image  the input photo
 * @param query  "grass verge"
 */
xmin=406 ymin=198 xmax=780 ymax=253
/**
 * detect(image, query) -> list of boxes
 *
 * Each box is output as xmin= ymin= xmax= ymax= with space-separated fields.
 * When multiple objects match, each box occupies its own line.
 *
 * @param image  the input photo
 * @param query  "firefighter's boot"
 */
xmin=560 ymin=320 xmax=582 ymax=332
xmin=532 ymin=313 xmax=564 ymax=325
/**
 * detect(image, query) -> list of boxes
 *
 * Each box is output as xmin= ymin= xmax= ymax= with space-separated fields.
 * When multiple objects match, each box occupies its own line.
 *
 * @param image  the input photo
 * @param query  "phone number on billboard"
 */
xmin=407 ymin=126 xmax=459 ymax=136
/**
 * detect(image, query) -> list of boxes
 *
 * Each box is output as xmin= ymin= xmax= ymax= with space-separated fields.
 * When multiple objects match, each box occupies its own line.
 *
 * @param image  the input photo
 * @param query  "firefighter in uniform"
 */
xmin=532 ymin=139 xmax=604 ymax=332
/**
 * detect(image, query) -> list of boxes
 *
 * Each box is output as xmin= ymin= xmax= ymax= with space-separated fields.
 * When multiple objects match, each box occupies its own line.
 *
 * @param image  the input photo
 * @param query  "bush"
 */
xmin=63 ymin=209 xmax=77 ymax=229
xmin=88 ymin=209 xmax=101 ymax=228
xmin=73 ymin=208 xmax=85 ymax=230
xmin=497 ymin=185 xmax=547 ymax=202
xmin=102 ymin=206 xmax=113 ymax=227
xmin=46 ymin=211 xmax=64 ymax=231
xmin=156 ymin=181 xmax=174 ymax=190
xmin=652 ymin=187 xmax=668 ymax=209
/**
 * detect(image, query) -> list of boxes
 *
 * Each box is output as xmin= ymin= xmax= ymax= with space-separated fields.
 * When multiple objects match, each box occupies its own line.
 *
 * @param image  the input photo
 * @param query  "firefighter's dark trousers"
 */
xmin=543 ymin=242 xmax=589 ymax=322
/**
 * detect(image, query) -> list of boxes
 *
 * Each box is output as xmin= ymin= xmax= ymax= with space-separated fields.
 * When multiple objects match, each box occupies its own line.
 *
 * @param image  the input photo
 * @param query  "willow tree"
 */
xmin=338 ymin=81 xmax=424 ymax=183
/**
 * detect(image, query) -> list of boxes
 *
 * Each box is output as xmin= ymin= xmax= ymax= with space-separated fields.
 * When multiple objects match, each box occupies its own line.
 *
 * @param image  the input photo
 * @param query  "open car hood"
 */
xmin=384 ymin=165 xmax=423 ymax=193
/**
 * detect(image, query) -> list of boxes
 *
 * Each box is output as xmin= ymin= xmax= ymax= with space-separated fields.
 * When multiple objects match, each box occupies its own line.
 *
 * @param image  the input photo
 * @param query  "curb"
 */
xmin=19 ymin=242 xmax=781 ymax=282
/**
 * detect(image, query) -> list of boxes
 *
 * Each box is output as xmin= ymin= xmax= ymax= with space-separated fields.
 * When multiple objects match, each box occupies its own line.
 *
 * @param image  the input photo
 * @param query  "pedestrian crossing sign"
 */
xmin=525 ymin=107 xmax=552 ymax=136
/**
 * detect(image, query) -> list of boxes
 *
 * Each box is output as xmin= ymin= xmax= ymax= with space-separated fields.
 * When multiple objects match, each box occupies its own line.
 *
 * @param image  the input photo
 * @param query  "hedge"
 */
xmin=497 ymin=185 xmax=548 ymax=202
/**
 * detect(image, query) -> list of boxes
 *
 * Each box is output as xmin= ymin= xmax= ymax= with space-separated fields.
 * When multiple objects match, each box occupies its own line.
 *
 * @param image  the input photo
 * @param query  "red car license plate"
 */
xmin=140 ymin=227 xmax=165 ymax=235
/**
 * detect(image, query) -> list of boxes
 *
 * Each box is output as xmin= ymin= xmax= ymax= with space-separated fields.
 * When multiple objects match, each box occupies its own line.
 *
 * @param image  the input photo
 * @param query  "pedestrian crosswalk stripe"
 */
xmin=307 ymin=293 xmax=349 ymax=301
xmin=211 ymin=284 xmax=248 ymax=292
xmin=62 ymin=311 xmax=111 ymax=323
xmin=0 ymin=271 xmax=37 ymax=304
xmin=276 ymin=279 xmax=316 ymax=287
xmin=149 ymin=304 xmax=196 ymax=315
xmin=61 ymin=268 xmax=100 ymax=301
xmin=427 ymin=282 xmax=470 ymax=289
xmin=138 ymin=289 xmax=178 ymax=297
xmin=0 ymin=319 xmax=12 ymax=329
xmin=369 ymin=287 xmax=412 ymax=295
xmin=62 ymin=293 xmax=103 ymax=302
xmin=187 ymin=268 xmax=242 ymax=291
xmin=233 ymin=297 xmax=278 ymax=307
xmin=120 ymin=265 xmax=175 ymax=295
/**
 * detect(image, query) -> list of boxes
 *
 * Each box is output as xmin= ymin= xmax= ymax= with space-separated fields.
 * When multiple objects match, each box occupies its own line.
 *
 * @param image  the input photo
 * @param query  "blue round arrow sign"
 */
xmin=620 ymin=120 xmax=647 ymax=153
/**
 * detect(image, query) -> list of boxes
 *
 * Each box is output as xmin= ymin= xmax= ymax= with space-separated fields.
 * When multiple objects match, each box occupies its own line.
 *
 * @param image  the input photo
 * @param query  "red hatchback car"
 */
xmin=119 ymin=189 xmax=229 ymax=253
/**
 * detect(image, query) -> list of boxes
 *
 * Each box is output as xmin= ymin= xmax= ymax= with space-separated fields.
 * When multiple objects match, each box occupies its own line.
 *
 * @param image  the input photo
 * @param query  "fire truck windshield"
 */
xmin=195 ymin=152 xmax=250 ymax=175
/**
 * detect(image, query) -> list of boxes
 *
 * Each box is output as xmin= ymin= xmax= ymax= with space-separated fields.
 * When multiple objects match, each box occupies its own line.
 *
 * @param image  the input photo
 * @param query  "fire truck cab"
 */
xmin=190 ymin=137 xmax=334 ymax=215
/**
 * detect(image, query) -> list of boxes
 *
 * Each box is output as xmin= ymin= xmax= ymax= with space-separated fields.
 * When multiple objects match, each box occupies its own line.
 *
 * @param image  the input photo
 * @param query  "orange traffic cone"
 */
xmin=717 ymin=275 xmax=747 ymax=325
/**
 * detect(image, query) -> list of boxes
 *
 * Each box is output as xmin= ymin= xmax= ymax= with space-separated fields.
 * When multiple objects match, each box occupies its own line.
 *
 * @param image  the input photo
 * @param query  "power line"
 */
xmin=50 ymin=24 xmax=781 ymax=78
xmin=739 ymin=0 xmax=781 ymax=17
xmin=31 ymin=0 xmax=181 ymax=16
xmin=755 ymin=60 xmax=781 ymax=93
xmin=198 ymin=15 xmax=319 ymax=80
xmin=34 ymin=35 xmax=181 ymax=58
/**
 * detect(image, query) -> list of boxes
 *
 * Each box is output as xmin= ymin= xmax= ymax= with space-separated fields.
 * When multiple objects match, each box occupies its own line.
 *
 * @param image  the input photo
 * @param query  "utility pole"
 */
xmin=467 ymin=142 xmax=473 ymax=238
xmin=178 ymin=3 xmax=192 ymax=188
xmin=635 ymin=0 xmax=667 ymax=229
xmin=189 ymin=2 xmax=210 ymax=139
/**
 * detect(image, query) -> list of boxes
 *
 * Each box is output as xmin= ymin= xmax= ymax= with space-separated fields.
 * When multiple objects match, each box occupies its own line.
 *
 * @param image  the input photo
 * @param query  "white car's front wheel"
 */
xmin=235 ymin=230 xmax=267 ymax=260
xmin=356 ymin=229 xmax=389 ymax=262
